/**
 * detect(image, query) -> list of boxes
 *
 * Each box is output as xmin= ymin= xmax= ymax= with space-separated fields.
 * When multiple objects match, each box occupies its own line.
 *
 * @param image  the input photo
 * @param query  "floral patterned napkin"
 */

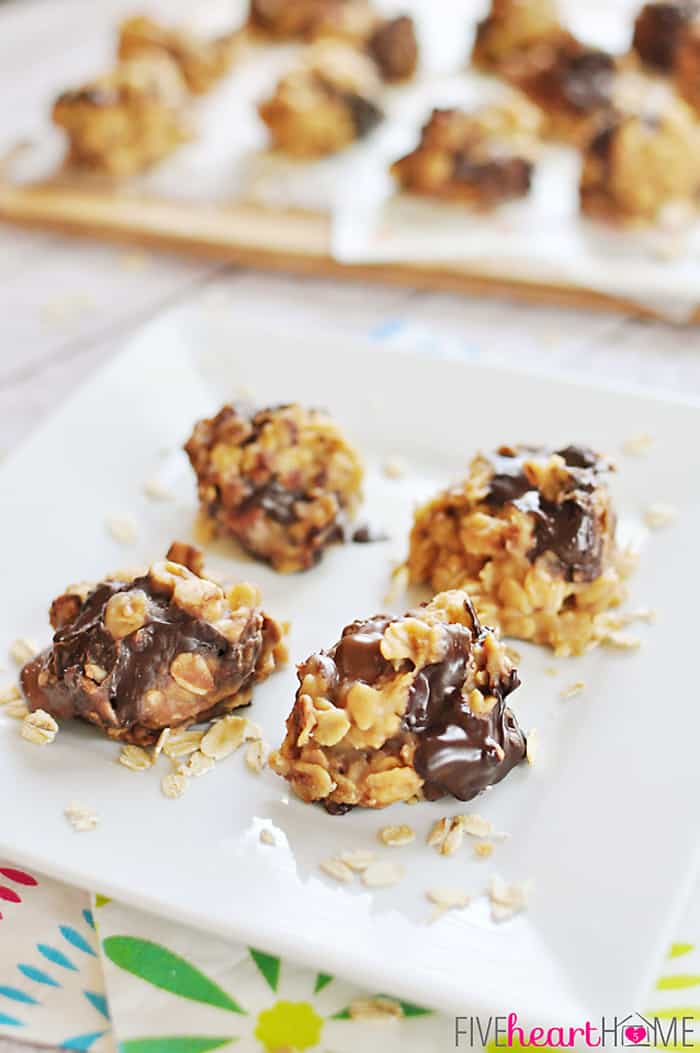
xmin=1 ymin=858 xmax=699 ymax=1053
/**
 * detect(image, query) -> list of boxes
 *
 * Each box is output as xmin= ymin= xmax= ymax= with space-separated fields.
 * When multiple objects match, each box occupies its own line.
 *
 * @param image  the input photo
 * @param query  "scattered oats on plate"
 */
xmin=142 ymin=477 xmax=175 ymax=501
xmin=560 ymin=681 xmax=585 ymax=700
xmin=245 ymin=739 xmax=267 ymax=773
xmin=320 ymin=857 xmax=354 ymax=884
xmin=200 ymin=715 xmax=247 ymax=760
xmin=622 ymin=434 xmax=653 ymax=456
xmin=105 ymin=515 xmax=139 ymax=545
xmin=361 ymin=861 xmax=404 ymax=888
xmin=379 ymin=824 xmax=415 ymax=846
xmin=0 ymin=682 xmax=21 ymax=704
xmin=473 ymin=842 xmax=494 ymax=859
xmin=489 ymin=874 xmax=530 ymax=922
xmin=602 ymin=632 xmax=641 ymax=651
xmin=161 ymin=773 xmax=188 ymax=799
xmin=427 ymin=816 xmax=464 ymax=855
xmin=9 ymin=638 xmax=37 ymax=665
xmin=382 ymin=456 xmax=406 ymax=480
xmin=339 ymin=849 xmax=375 ymax=872
xmin=21 ymin=709 xmax=58 ymax=746
xmin=644 ymin=503 xmax=678 ymax=529
xmin=119 ymin=744 xmax=153 ymax=771
xmin=162 ymin=729 xmax=204 ymax=758
xmin=65 ymin=802 xmax=99 ymax=832
xmin=460 ymin=814 xmax=494 ymax=839
xmin=177 ymin=750 xmax=215 ymax=778
xmin=427 ymin=886 xmax=470 ymax=914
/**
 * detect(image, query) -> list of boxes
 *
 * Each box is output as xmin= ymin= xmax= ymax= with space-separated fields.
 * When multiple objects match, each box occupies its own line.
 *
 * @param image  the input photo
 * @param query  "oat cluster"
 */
xmin=20 ymin=542 xmax=287 ymax=745
xmin=270 ymin=589 xmax=526 ymax=811
xmin=408 ymin=445 xmax=627 ymax=655
xmin=52 ymin=56 xmax=191 ymax=178
xmin=249 ymin=0 xmax=418 ymax=84
xmin=258 ymin=41 xmax=384 ymax=158
xmin=392 ymin=97 xmax=542 ymax=206
xmin=185 ymin=402 xmax=364 ymax=572
xmin=118 ymin=15 xmax=240 ymax=96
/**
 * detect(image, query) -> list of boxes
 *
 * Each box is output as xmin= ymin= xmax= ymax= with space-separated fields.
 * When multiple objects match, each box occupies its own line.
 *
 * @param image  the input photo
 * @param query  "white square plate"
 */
xmin=2 ymin=307 xmax=699 ymax=1026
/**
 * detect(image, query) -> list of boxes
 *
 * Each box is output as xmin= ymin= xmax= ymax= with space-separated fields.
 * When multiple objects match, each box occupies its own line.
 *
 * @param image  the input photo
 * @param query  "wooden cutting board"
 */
xmin=0 ymin=178 xmax=695 ymax=321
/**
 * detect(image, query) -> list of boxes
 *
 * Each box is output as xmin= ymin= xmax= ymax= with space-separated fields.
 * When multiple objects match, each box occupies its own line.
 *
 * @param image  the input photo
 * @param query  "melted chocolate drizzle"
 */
xmin=322 ymin=600 xmax=526 ymax=808
xmin=452 ymin=155 xmax=532 ymax=197
xmin=21 ymin=574 xmax=261 ymax=735
xmin=342 ymin=91 xmax=383 ymax=138
xmin=485 ymin=444 xmax=609 ymax=582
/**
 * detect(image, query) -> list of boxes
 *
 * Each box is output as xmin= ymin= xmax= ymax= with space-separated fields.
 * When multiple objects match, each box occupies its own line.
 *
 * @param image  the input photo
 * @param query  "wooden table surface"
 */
xmin=1 ymin=2 xmax=699 ymax=1050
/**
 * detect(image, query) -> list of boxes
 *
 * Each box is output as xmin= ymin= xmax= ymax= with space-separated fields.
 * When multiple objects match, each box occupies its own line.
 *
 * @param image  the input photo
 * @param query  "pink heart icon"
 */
xmin=624 ymin=1026 xmax=648 ymax=1044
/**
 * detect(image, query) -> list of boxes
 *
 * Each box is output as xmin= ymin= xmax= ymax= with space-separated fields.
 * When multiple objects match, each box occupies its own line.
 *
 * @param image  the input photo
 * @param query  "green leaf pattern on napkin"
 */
xmin=103 ymin=938 xmax=245 ymax=1015
xmin=102 ymin=939 xmax=432 ymax=1052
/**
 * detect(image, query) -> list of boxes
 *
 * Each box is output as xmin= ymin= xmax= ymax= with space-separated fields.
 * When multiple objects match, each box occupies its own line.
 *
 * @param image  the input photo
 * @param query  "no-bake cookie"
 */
xmin=632 ymin=1 xmax=698 ymax=70
xmin=310 ymin=6 xmax=418 ymax=82
xmin=580 ymin=101 xmax=700 ymax=221
xmin=472 ymin=0 xmax=617 ymax=143
xmin=20 ymin=544 xmax=286 ymax=745
xmin=512 ymin=40 xmax=617 ymax=142
xmin=472 ymin=0 xmax=566 ymax=74
xmin=52 ymin=55 xmax=190 ymax=177
xmin=391 ymin=99 xmax=541 ymax=206
xmin=270 ymin=590 xmax=526 ymax=810
xmin=258 ymin=42 xmax=383 ymax=156
xmin=408 ymin=445 xmax=627 ymax=655
xmin=185 ymin=402 xmax=364 ymax=572
xmin=118 ymin=15 xmax=240 ymax=95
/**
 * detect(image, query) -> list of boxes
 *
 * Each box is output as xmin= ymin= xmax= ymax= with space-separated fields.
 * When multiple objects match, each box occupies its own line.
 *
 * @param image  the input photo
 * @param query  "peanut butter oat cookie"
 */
xmin=185 ymin=402 xmax=364 ymax=572
xmin=309 ymin=5 xmax=418 ymax=82
xmin=472 ymin=0 xmax=566 ymax=74
xmin=20 ymin=543 xmax=286 ymax=745
xmin=509 ymin=40 xmax=617 ymax=143
xmin=52 ymin=56 xmax=190 ymax=177
xmin=270 ymin=590 xmax=526 ymax=811
xmin=391 ymin=98 xmax=541 ymax=206
xmin=472 ymin=0 xmax=617 ymax=144
xmin=408 ymin=446 xmax=627 ymax=656
xmin=118 ymin=15 xmax=240 ymax=96
xmin=580 ymin=101 xmax=700 ymax=221
xmin=258 ymin=41 xmax=383 ymax=157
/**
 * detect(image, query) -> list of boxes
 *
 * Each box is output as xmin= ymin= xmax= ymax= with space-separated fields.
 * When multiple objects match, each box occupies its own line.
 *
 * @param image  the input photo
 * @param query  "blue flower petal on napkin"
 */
xmin=83 ymin=991 xmax=110 ymax=1020
xmin=18 ymin=964 xmax=60 ymax=987
xmin=61 ymin=925 xmax=97 ymax=957
xmin=0 ymin=986 xmax=38 ymax=1005
xmin=60 ymin=1029 xmax=108 ymax=1051
xmin=37 ymin=944 xmax=77 ymax=971
xmin=0 ymin=1010 xmax=23 ymax=1027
